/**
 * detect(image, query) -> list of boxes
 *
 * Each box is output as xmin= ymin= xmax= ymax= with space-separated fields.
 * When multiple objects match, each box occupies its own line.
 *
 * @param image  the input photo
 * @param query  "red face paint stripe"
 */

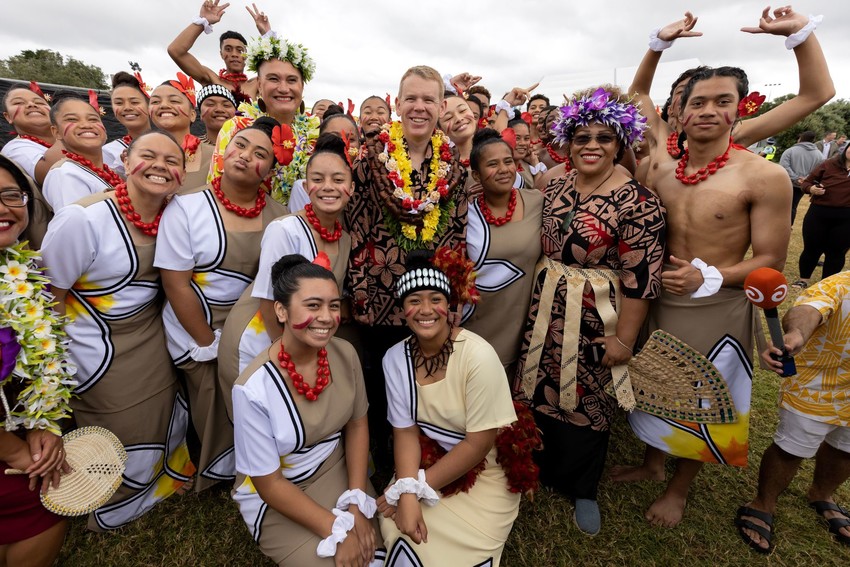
xmin=722 ymin=112 xmax=733 ymax=125
xmin=130 ymin=161 xmax=146 ymax=175
xmin=291 ymin=316 xmax=314 ymax=330
xmin=682 ymin=114 xmax=693 ymax=127
xmin=170 ymin=167 xmax=183 ymax=186
xmin=404 ymin=308 xmax=416 ymax=318
xmin=177 ymin=106 xmax=189 ymax=117
xmin=435 ymin=306 xmax=449 ymax=317
xmin=11 ymin=107 xmax=21 ymax=122
xmin=255 ymin=163 xmax=262 ymax=178
xmin=62 ymin=123 xmax=75 ymax=138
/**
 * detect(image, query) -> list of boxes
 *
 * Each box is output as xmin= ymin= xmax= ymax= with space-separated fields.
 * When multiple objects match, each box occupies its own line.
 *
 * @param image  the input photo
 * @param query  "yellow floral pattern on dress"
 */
xmin=247 ymin=309 xmax=265 ymax=335
xmin=153 ymin=443 xmax=197 ymax=499
xmin=781 ymin=273 xmax=850 ymax=426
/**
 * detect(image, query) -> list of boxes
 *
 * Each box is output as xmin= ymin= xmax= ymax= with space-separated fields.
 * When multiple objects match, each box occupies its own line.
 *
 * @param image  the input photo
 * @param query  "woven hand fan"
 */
xmin=628 ymin=330 xmax=737 ymax=424
xmin=5 ymin=426 xmax=127 ymax=516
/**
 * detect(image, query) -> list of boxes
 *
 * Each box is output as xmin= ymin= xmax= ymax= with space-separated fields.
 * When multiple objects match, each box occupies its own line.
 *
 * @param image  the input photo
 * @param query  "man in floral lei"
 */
xmin=616 ymin=66 xmax=792 ymax=531
xmin=344 ymin=65 xmax=467 ymax=469
xmin=209 ymin=23 xmax=319 ymax=206
xmin=0 ymin=154 xmax=76 ymax=566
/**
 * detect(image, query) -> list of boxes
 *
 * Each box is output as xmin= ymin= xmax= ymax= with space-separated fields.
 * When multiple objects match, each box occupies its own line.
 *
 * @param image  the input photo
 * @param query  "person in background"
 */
xmin=103 ymin=71 xmax=151 ymax=176
xmin=759 ymin=137 xmax=777 ymax=161
xmin=816 ymin=131 xmax=839 ymax=159
xmin=196 ymin=84 xmax=237 ymax=146
xmin=1 ymin=82 xmax=61 ymax=186
xmin=779 ymin=130 xmax=823 ymax=224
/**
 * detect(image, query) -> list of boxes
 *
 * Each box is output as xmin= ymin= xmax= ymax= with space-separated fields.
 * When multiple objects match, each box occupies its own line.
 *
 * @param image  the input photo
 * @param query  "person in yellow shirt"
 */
xmin=735 ymin=271 xmax=850 ymax=553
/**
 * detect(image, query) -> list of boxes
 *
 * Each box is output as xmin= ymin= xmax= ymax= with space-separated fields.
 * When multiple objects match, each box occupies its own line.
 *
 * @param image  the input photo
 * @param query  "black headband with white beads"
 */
xmin=396 ymin=267 xmax=451 ymax=300
xmin=196 ymin=84 xmax=237 ymax=110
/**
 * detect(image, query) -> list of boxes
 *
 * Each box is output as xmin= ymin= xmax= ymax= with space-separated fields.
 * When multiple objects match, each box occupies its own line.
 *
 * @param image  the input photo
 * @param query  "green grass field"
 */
xmin=57 ymin=200 xmax=849 ymax=566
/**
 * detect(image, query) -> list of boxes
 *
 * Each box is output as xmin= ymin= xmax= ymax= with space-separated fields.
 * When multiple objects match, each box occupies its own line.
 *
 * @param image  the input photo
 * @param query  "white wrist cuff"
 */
xmin=316 ymin=509 xmax=354 ymax=558
xmin=785 ymin=14 xmax=822 ymax=50
xmin=649 ymin=28 xmax=674 ymax=52
xmin=529 ymin=162 xmax=548 ymax=176
xmin=192 ymin=16 xmax=213 ymax=34
xmin=494 ymin=99 xmax=513 ymax=116
xmin=443 ymin=74 xmax=457 ymax=95
xmin=262 ymin=29 xmax=279 ymax=40
xmin=690 ymin=258 xmax=723 ymax=298
xmin=188 ymin=328 xmax=221 ymax=362
xmin=384 ymin=469 xmax=440 ymax=507
xmin=336 ymin=489 xmax=377 ymax=519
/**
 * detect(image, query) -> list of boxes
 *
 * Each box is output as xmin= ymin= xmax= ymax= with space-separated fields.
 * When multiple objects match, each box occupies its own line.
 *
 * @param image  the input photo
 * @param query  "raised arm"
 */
xmin=733 ymin=7 xmax=835 ymax=147
xmin=629 ymin=12 xmax=702 ymax=145
xmin=167 ymin=0 xmax=230 ymax=87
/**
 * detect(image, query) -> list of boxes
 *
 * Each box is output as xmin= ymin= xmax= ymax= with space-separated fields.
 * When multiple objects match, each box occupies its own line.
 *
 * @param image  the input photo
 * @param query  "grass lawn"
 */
xmin=57 ymin=200 xmax=849 ymax=566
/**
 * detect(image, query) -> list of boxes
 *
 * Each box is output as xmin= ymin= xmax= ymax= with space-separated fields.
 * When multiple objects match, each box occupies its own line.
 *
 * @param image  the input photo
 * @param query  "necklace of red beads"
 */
xmin=278 ymin=343 xmax=330 ymax=401
xmin=211 ymin=175 xmax=266 ymax=217
xmin=546 ymin=143 xmax=571 ymax=168
xmin=17 ymin=134 xmax=52 ymax=148
xmin=114 ymin=182 xmax=167 ymax=237
xmin=459 ymin=158 xmax=470 ymax=168
xmin=62 ymin=150 xmax=122 ymax=188
xmin=478 ymin=189 xmax=517 ymax=226
xmin=304 ymin=204 xmax=342 ymax=242
xmin=675 ymin=140 xmax=732 ymax=185
xmin=666 ymin=131 xmax=684 ymax=158
xmin=121 ymin=134 xmax=133 ymax=145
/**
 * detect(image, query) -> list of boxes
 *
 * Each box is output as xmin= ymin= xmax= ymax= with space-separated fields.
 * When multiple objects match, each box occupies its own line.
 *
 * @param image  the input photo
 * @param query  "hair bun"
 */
xmin=271 ymin=254 xmax=310 ymax=286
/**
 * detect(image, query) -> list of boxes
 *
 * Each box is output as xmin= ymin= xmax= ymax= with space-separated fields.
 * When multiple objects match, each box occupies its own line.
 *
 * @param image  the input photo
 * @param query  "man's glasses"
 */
xmin=571 ymin=134 xmax=617 ymax=146
xmin=0 ymin=190 xmax=29 ymax=208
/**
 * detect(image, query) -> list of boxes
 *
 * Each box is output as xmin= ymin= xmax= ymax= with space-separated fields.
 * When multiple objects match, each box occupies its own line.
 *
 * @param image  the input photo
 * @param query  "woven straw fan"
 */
xmin=5 ymin=426 xmax=127 ymax=516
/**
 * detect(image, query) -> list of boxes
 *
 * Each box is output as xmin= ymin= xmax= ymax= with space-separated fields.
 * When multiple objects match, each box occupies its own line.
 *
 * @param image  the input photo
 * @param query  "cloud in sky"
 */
xmin=1 ymin=0 xmax=847 ymax=111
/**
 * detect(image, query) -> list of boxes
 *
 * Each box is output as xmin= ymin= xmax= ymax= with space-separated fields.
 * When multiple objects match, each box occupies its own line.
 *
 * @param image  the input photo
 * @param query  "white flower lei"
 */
xmin=245 ymin=33 xmax=316 ymax=83
xmin=0 ymin=242 xmax=76 ymax=435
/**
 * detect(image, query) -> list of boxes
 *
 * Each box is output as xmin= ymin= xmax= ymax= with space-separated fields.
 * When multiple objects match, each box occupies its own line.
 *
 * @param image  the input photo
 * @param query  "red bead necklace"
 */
xmin=278 ymin=343 xmax=330 ymax=401
xmin=17 ymin=134 xmax=52 ymax=148
xmin=219 ymin=70 xmax=248 ymax=85
xmin=478 ymin=189 xmax=517 ymax=226
xmin=61 ymin=150 xmax=122 ymax=188
xmin=211 ymin=175 xmax=266 ymax=218
xmin=304 ymin=204 xmax=342 ymax=242
xmin=546 ymin=143 xmax=571 ymax=167
xmin=114 ymin=182 xmax=167 ymax=237
xmin=675 ymin=141 xmax=732 ymax=185
xmin=666 ymin=131 xmax=684 ymax=158
xmin=459 ymin=158 xmax=470 ymax=168
xmin=121 ymin=134 xmax=133 ymax=146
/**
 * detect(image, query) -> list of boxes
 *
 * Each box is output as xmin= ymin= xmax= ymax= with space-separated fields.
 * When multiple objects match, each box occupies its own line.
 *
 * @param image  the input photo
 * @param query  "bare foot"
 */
xmin=645 ymin=490 xmax=687 ymax=528
xmin=610 ymin=463 xmax=665 ymax=483
xmin=736 ymin=503 xmax=773 ymax=552
xmin=175 ymin=475 xmax=195 ymax=496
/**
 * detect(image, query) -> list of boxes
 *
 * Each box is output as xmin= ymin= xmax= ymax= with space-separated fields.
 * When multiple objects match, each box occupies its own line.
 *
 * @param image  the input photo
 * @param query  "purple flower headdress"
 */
xmin=551 ymin=87 xmax=648 ymax=147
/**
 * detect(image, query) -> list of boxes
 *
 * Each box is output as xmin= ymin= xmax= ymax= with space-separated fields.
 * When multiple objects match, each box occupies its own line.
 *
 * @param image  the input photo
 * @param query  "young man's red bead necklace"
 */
xmin=114 ymin=182 xmax=166 ymax=237
xmin=478 ymin=189 xmax=517 ymax=226
xmin=546 ymin=143 xmax=571 ymax=168
xmin=61 ymin=150 xmax=122 ymax=188
xmin=304 ymin=204 xmax=342 ymax=242
xmin=667 ymin=131 xmax=684 ymax=158
xmin=17 ymin=134 xmax=52 ymax=148
xmin=278 ymin=343 xmax=330 ymax=401
xmin=675 ymin=141 xmax=732 ymax=185
xmin=211 ymin=175 xmax=266 ymax=217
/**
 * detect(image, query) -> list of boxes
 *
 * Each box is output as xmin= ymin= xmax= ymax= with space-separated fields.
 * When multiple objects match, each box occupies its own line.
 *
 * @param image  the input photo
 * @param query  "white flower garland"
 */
xmin=0 ymin=242 xmax=76 ymax=435
xmin=245 ymin=32 xmax=316 ymax=83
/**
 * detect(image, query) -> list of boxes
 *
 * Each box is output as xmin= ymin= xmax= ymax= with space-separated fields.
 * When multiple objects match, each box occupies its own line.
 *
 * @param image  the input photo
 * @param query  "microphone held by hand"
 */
xmin=744 ymin=267 xmax=797 ymax=376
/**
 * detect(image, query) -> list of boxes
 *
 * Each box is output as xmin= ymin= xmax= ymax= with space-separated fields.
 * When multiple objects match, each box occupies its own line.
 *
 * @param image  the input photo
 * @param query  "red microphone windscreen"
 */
xmin=744 ymin=267 xmax=788 ymax=309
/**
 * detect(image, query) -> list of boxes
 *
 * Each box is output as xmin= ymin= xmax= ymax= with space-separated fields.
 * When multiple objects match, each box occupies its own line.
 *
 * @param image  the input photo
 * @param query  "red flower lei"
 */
xmin=211 ymin=175 xmax=266 ymax=218
xmin=278 ymin=343 xmax=330 ymax=401
xmin=418 ymin=401 xmax=541 ymax=497
xmin=545 ymin=143 xmax=570 ymax=167
xmin=675 ymin=140 xmax=732 ymax=185
xmin=61 ymin=150 xmax=122 ymax=188
xmin=114 ymin=182 xmax=166 ymax=237
xmin=666 ymin=131 xmax=684 ymax=159
xmin=182 ymin=134 xmax=201 ymax=161
xmin=17 ymin=134 xmax=52 ymax=148
xmin=478 ymin=189 xmax=517 ymax=226
xmin=304 ymin=204 xmax=342 ymax=242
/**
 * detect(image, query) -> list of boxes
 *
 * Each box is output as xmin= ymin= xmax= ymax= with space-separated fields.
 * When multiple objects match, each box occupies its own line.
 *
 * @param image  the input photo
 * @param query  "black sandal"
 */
xmin=809 ymin=501 xmax=850 ymax=546
xmin=734 ymin=505 xmax=774 ymax=554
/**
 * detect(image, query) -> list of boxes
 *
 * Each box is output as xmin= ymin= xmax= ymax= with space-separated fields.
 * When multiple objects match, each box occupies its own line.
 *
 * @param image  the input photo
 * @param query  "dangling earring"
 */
xmin=257 ymin=95 xmax=267 ymax=114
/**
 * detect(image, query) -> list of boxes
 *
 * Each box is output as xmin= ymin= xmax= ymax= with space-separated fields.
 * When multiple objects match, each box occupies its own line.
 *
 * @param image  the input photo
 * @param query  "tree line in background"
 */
xmin=751 ymin=94 xmax=850 ymax=157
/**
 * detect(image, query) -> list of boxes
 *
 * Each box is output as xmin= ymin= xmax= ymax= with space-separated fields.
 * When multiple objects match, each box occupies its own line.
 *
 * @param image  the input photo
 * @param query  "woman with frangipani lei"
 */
xmin=210 ymin=26 xmax=319 ymax=206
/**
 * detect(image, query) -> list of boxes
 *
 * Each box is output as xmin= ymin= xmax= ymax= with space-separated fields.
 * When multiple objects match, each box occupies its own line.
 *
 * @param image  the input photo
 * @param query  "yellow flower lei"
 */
xmin=380 ymin=122 xmax=453 ymax=246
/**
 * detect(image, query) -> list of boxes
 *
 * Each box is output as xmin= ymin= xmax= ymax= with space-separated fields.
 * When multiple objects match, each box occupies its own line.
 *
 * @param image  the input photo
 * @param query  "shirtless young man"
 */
xmin=167 ymin=1 xmax=273 ymax=103
xmin=627 ymin=7 xmax=834 ymax=191
xmin=621 ymin=67 xmax=793 ymax=529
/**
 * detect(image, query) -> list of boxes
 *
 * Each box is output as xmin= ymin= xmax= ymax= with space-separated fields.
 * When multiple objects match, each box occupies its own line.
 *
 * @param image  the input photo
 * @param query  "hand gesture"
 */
xmin=502 ymin=83 xmax=539 ymax=108
xmin=658 ymin=11 xmax=703 ymax=42
xmin=396 ymin=494 xmax=428 ymax=544
xmin=246 ymin=3 xmax=271 ymax=35
xmin=350 ymin=507 xmax=377 ymax=565
xmin=741 ymin=5 xmax=808 ymax=36
xmin=450 ymin=73 xmax=481 ymax=93
xmin=661 ymin=255 xmax=704 ymax=295
xmin=199 ymin=0 xmax=229 ymax=25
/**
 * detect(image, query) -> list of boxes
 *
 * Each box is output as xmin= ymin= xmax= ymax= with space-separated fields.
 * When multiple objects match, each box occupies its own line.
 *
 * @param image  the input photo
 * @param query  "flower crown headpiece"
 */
xmin=552 ymin=87 xmax=648 ymax=147
xmin=246 ymin=32 xmax=316 ymax=83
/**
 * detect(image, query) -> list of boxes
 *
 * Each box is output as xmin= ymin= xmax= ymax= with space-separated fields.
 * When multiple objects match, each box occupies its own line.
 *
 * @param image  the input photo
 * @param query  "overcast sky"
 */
xmin=2 ymin=0 xmax=847 ymax=113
